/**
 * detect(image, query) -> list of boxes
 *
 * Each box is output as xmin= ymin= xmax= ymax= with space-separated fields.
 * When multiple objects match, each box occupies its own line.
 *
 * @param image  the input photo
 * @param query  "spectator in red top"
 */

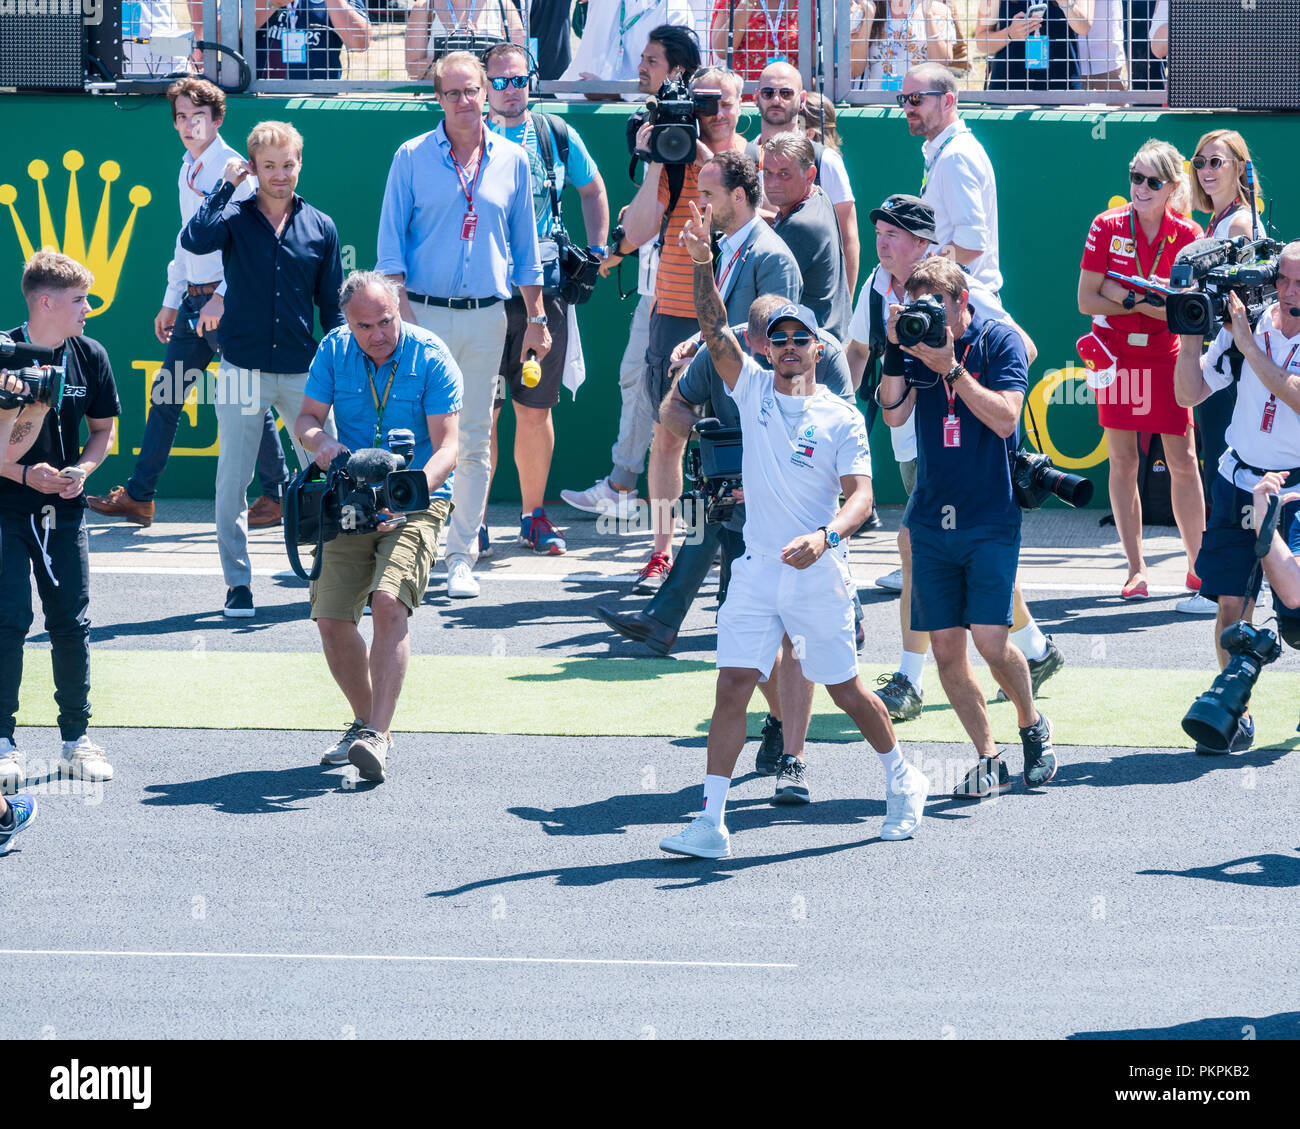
xmin=710 ymin=0 xmax=802 ymax=81
xmin=1077 ymin=139 xmax=1205 ymax=602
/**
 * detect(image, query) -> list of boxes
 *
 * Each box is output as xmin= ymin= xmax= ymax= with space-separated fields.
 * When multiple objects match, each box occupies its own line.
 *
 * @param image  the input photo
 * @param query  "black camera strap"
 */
xmin=284 ymin=463 xmax=328 ymax=582
xmin=532 ymin=112 xmax=568 ymax=239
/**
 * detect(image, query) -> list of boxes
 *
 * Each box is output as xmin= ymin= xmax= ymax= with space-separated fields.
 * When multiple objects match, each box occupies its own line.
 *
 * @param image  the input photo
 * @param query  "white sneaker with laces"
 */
xmin=560 ymin=478 xmax=639 ymax=518
xmin=875 ymin=567 xmax=904 ymax=592
xmin=881 ymin=763 xmax=928 ymax=841
xmin=60 ymin=736 xmax=114 ymax=782
xmin=446 ymin=557 xmax=480 ymax=599
xmin=659 ymin=813 xmax=731 ymax=859
xmin=0 ymin=737 xmax=22 ymax=794
xmin=1176 ymin=593 xmax=1218 ymax=615
xmin=321 ymin=719 xmax=366 ymax=766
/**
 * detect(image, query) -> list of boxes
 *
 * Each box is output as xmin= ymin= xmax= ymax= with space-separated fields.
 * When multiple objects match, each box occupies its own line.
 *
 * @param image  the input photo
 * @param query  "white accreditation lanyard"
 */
xmin=756 ymin=0 xmax=789 ymax=65
xmin=881 ymin=1 xmax=921 ymax=88
xmin=282 ymin=0 xmax=309 ymax=65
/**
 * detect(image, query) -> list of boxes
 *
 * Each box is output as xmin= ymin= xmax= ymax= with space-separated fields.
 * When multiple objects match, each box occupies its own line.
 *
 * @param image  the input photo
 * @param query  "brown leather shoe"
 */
xmin=86 ymin=486 xmax=154 ymax=527
xmin=247 ymin=495 xmax=282 ymax=528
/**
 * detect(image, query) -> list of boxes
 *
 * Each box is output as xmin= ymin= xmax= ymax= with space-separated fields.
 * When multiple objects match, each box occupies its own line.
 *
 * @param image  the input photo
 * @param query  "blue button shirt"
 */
xmin=376 ymin=122 xmax=543 ymax=300
xmin=181 ymin=180 xmax=344 ymax=373
xmin=305 ymin=322 xmax=464 ymax=501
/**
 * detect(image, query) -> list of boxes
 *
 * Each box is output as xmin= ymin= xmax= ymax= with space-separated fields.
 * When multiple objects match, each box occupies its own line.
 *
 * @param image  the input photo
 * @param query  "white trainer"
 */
xmin=659 ymin=814 xmax=731 ymax=859
xmin=446 ymin=557 xmax=480 ymax=599
xmin=1176 ymin=593 xmax=1218 ymax=615
xmin=881 ymin=763 xmax=928 ymax=841
xmin=321 ymin=719 xmax=366 ymax=766
xmin=0 ymin=737 xmax=22 ymax=795
xmin=60 ymin=736 xmax=114 ymax=782
xmin=875 ymin=567 xmax=904 ymax=592
xmin=560 ymin=478 xmax=639 ymax=518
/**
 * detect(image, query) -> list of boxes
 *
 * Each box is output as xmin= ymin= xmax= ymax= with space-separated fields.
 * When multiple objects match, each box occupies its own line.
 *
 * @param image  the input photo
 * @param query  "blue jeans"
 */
xmin=126 ymin=291 xmax=288 ymax=503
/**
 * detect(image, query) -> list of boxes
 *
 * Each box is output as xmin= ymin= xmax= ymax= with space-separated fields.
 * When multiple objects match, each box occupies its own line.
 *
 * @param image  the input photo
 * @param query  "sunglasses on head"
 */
xmin=489 ymin=74 xmax=531 ymax=90
xmin=896 ymin=90 xmax=945 ymax=107
xmin=1192 ymin=154 xmax=1234 ymax=171
xmin=1129 ymin=169 xmax=1167 ymax=191
xmin=758 ymin=86 xmax=797 ymax=100
xmin=768 ymin=330 xmax=814 ymax=348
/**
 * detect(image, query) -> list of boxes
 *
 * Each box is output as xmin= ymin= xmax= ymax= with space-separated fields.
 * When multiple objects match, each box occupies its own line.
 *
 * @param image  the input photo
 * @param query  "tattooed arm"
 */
xmin=683 ymin=202 xmax=745 ymax=391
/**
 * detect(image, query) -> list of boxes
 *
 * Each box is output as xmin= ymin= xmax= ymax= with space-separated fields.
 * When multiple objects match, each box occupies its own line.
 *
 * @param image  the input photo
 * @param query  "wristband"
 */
xmin=883 ymin=341 xmax=906 ymax=374
xmin=22 ymin=464 xmax=29 ymax=486
xmin=588 ymin=245 xmax=607 ymax=257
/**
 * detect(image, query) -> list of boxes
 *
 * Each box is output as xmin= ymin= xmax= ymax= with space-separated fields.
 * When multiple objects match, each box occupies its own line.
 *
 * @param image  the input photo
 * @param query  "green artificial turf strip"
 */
xmin=14 ymin=651 xmax=1300 ymax=750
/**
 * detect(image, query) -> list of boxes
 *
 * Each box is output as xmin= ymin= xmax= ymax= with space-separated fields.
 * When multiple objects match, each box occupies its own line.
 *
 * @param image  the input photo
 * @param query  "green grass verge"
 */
xmin=15 ymin=651 xmax=1300 ymax=750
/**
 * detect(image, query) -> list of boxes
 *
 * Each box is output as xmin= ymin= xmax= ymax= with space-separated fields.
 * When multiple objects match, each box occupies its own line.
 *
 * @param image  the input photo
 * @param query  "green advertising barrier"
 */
xmin=0 ymin=94 xmax=1293 ymax=506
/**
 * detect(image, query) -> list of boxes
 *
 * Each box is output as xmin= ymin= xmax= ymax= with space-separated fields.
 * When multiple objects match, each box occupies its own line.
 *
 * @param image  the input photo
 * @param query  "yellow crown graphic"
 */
xmin=0 ymin=150 xmax=151 ymax=319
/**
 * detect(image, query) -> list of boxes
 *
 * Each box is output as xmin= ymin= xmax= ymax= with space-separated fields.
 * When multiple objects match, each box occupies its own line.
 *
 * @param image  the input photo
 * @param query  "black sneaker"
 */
xmin=1195 ymin=714 xmax=1255 ymax=756
xmin=755 ymin=714 xmax=784 ymax=775
xmin=772 ymin=754 xmax=810 ymax=805
xmin=223 ymin=585 xmax=255 ymax=618
xmin=1021 ymin=713 xmax=1057 ymax=788
xmin=863 ymin=508 xmax=883 ymax=530
xmin=874 ymin=672 xmax=922 ymax=721
xmin=997 ymin=635 xmax=1065 ymax=701
xmin=952 ymin=755 xmax=1011 ymax=800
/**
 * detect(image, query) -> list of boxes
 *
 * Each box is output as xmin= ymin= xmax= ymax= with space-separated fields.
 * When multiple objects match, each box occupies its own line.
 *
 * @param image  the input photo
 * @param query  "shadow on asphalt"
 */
xmin=51 ymin=604 xmax=306 ymax=643
xmin=1138 ymin=850 xmax=1300 ymax=888
xmin=506 ymin=656 xmax=713 ymax=682
xmin=1069 ymin=1011 xmax=1300 ymax=1039
xmin=141 ymin=763 xmax=371 ymax=814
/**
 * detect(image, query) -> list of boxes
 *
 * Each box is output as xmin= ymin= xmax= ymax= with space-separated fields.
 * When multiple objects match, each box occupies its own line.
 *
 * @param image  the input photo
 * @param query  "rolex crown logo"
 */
xmin=0 ymin=150 xmax=151 ymax=318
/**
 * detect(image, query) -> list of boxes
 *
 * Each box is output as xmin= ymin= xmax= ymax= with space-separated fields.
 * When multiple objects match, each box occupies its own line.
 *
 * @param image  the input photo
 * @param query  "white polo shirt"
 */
xmin=560 ymin=0 xmax=696 ymax=82
xmin=920 ymin=120 xmax=1001 ymax=293
xmin=1076 ymin=0 xmax=1126 ymax=76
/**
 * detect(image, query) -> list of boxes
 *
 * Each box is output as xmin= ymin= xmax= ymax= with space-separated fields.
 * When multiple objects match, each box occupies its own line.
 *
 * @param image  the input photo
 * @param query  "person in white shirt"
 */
xmin=561 ymin=0 xmax=696 ymax=87
xmin=88 ymin=78 xmax=288 ymax=530
xmin=656 ymin=200 xmax=929 ymax=860
xmin=1252 ymin=471 xmax=1300 ymax=610
xmin=1149 ymin=0 xmax=1168 ymax=59
xmin=1174 ymin=246 xmax=1300 ymax=754
xmin=405 ymin=0 xmax=525 ymax=82
xmin=900 ymin=62 xmax=1001 ymax=294
xmin=1076 ymin=0 xmax=1128 ymax=91
xmin=122 ymin=1 xmax=193 ymax=77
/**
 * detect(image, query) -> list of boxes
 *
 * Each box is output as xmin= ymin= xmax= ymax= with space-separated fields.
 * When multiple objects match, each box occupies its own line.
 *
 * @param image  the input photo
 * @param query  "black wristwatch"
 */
xmin=608 ymin=223 xmax=628 ymax=256
xmin=1122 ymin=291 xmax=1138 ymax=310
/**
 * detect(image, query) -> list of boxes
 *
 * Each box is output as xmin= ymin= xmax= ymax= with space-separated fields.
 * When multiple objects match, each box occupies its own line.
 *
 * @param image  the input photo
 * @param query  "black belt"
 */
xmin=1228 ymin=448 xmax=1300 ymax=482
xmin=406 ymin=292 xmax=500 ymax=310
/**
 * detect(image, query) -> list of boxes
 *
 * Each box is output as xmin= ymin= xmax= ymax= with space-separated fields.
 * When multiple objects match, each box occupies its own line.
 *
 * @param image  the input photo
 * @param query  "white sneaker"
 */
xmin=0 ymin=737 xmax=22 ymax=795
xmin=659 ymin=813 xmax=731 ymax=859
xmin=875 ymin=567 xmax=904 ymax=592
xmin=321 ymin=719 xmax=365 ymax=766
xmin=1176 ymin=593 xmax=1218 ymax=615
xmin=881 ymin=763 xmax=928 ymax=841
xmin=60 ymin=736 xmax=114 ymax=782
xmin=560 ymin=478 xmax=639 ymax=518
xmin=446 ymin=557 xmax=480 ymax=599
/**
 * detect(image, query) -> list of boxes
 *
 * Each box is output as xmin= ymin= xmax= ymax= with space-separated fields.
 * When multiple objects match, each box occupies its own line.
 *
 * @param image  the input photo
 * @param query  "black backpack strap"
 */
xmin=657 ymin=162 xmax=687 ymax=250
xmin=531 ymin=113 xmax=565 ymax=235
xmin=811 ymin=139 xmax=824 ymax=185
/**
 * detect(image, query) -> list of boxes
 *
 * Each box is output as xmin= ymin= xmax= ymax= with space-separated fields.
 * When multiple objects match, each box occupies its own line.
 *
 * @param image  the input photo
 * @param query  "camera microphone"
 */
xmin=0 ymin=332 xmax=58 ymax=367
xmin=346 ymin=447 xmax=402 ymax=483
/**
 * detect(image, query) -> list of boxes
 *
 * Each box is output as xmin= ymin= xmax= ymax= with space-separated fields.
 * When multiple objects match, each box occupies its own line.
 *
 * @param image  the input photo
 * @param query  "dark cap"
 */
xmin=869 ymin=194 xmax=937 ymax=241
xmin=765 ymin=302 xmax=819 ymax=337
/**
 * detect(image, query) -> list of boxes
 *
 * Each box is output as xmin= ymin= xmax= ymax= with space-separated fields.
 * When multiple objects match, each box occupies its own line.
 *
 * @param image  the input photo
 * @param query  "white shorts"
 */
xmin=716 ymin=548 xmax=858 ymax=686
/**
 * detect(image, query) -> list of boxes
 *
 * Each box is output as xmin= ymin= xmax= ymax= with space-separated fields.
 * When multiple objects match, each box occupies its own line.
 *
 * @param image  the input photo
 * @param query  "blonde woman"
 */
xmin=801 ymin=92 xmax=842 ymax=152
xmin=1077 ymin=139 xmax=1205 ymax=602
xmin=405 ymin=0 xmax=525 ymax=82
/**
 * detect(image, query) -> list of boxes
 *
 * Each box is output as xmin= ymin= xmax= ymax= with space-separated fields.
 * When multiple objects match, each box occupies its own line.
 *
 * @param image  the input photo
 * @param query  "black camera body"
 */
xmin=1166 ymin=236 xmax=1283 ymax=337
xmin=896 ymin=296 xmax=948 ymax=349
xmin=1182 ymin=620 xmax=1282 ymax=750
xmin=627 ymin=79 xmax=722 ymax=166
xmin=0 ymin=331 xmax=65 ymax=411
xmin=1010 ymin=450 xmax=1095 ymax=510
xmin=683 ymin=417 xmax=743 ymax=526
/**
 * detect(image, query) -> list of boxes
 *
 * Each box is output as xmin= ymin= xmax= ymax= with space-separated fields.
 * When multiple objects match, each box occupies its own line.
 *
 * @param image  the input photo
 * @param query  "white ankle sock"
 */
xmin=702 ymin=775 xmax=730 ymax=827
xmin=899 ymin=651 xmax=926 ymax=686
xmin=877 ymin=745 xmax=905 ymax=779
xmin=1010 ymin=620 xmax=1049 ymax=662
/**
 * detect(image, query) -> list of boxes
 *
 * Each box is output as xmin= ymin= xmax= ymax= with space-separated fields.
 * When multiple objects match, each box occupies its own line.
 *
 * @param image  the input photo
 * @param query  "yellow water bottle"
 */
xmin=522 ymin=350 xmax=541 ymax=389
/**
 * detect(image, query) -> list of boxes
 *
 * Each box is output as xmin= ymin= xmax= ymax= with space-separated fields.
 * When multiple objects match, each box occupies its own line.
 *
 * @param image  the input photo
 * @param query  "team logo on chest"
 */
xmin=791 ymin=424 xmax=819 ymax=468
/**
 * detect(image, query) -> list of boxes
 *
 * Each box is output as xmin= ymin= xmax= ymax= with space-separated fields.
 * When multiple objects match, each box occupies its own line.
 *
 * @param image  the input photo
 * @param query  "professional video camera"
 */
xmin=895 ymin=296 xmax=947 ymax=349
xmin=682 ymin=416 xmax=742 ymax=527
xmin=626 ymin=78 xmax=722 ymax=166
xmin=285 ymin=428 xmax=431 ymax=581
xmin=0 ymin=332 xmax=65 ymax=410
xmin=1165 ymin=235 xmax=1283 ymax=337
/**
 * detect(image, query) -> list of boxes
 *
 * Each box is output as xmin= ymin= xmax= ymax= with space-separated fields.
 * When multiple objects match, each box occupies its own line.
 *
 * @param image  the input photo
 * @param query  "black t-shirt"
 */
xmin=529 ymin=0 xmax=572 ymax=80
xmin=984 ymin=0 xmax=1078 ymax=91
xmin=0 ymin=327 xmax=120 ymax=517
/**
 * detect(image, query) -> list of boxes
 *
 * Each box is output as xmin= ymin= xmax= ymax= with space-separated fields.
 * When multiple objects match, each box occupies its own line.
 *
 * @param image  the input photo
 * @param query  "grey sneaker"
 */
xmin=59 ymin=736 xmax=113 ymax=782
xmin=952 ymin=755 xmax=1011 ymax=801
xmin=1021 ymin=713 xmax=1058 ymax=788
xmin=0 ymin=737 xmax=22 ymax=795
xmin=321 ymin=719 xmax=366 ymax=766
xmin=755 ymin=715 xmax=784 ymax=775
xmin=874 ymin=672 xmax=923 ymax=722
xmin=347 ymin=728 xmax=391 ymax=783
xmin=997 ymin=635 xmax=1065 ymax=701
xmin=772 ymin=754 xmax=810 ymax=805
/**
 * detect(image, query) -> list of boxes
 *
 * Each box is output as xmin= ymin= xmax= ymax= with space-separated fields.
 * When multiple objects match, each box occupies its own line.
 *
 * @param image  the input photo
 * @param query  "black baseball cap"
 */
xmin=869 ymin=194 xmax=937 ymax=242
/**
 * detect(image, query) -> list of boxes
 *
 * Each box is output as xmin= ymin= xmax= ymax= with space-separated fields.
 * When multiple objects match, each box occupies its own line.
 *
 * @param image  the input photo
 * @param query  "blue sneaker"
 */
xmin=0 ymin=793 xmax=36 ymax=855
xmin=477 ymin=524 xmax=492 ymax=558
xmin=519 ymin=507 xmax=566 ymax=555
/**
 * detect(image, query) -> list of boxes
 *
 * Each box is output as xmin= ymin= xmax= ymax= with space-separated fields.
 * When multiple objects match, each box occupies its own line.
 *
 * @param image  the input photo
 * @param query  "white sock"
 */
xmin=702 ymin=774 xmax=730 ymax=827
xmin=899 ymin=650 xmax=926 ymax=687
xmin=1011 ymin=620 xmax=1049 ymax=662
xmin=877 ymin=745 xmax=905 ymax=780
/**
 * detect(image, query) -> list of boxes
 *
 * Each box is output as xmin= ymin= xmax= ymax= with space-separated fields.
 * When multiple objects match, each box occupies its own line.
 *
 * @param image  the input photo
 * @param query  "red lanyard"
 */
xmin=1209 ymin=197 xmax=1242 ymax=235
xmin=1263 ymin=333 xmax=1298 ymax=391
xmin=451 ymin=127 xmax=487 ymax=213
xmin=716 ymin=241 xmax=746 ymax=290
xmin=186 ymin=160 xmax=204 ymax=196
xmin=945 ymin=341 xmax=974 ymax=415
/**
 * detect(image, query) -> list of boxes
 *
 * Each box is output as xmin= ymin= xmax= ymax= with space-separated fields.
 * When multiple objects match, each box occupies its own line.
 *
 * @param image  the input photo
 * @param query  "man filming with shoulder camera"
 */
xmin=1174 ymin=242 xmax=1300 ymax=755
xmin=294 ymin=273 xmax=462 ymax=785
xmin=880 ymin=257 xmax=1056 ymax=801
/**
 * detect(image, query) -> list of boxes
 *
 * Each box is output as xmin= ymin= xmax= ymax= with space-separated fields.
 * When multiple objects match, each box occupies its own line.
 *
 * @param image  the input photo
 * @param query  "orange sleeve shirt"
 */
xmin=653 ymin=162 xmax=702 ymax=320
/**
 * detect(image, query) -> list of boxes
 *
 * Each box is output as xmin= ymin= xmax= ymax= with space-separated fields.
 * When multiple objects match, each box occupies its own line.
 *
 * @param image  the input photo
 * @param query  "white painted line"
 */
xmin=0 ymin=947 xmax=796 ymax=970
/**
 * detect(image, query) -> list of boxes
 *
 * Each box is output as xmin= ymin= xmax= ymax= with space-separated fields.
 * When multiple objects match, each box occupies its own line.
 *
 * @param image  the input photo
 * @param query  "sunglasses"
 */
xmin=896 ymin=90 xmax=945 ymax=107
xmin=768 ymin=330 xmax=814 ymax=348
xmin=758 ymin=86 xmax=796 ymax=100
xmin=1129 ymin=169 xmax=1167 ymax=190
xmin=1191 ymin=154 xmax=1234 ymax=171
xmin=489 ymin=74 xmax=531 ymax=90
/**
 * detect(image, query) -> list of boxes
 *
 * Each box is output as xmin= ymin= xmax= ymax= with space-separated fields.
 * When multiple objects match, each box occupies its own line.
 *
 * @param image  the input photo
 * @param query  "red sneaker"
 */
xmin=633 ymin=551 xmax=672 ymax=594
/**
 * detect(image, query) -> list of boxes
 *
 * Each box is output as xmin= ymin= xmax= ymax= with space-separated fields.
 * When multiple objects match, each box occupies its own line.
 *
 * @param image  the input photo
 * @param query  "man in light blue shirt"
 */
xmin=294 ymin=272 xmax=462 ymax=785
xmin=377 ymin=50 xmax=548 ymax=600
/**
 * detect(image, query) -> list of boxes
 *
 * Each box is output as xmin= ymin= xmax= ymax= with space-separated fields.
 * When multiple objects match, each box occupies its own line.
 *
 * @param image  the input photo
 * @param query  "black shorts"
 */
xmin=1196 ymin=469 xmax=1300 ymax=614
xmin=645 ymin=312 xmax=697 ymax=424
xmin=496 ymin=291 xmax=570 ymax=410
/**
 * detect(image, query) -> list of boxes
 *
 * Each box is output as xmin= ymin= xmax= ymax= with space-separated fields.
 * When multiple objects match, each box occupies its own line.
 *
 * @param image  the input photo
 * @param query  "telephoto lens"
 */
xmin=1181 ymin=622 xmax=1282 ymax=750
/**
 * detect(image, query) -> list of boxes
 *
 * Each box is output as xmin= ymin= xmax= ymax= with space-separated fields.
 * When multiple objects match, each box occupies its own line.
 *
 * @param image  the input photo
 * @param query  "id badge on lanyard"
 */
xmin=454 ymin=130 xmax=486 ymax=243
xmin=942 ymin=383 xmax=961 ymax=448
xmin=1025 ymin=32 xmax=1049 ymax=70
xmin=281 ymin=0 xmax=307 ymax=65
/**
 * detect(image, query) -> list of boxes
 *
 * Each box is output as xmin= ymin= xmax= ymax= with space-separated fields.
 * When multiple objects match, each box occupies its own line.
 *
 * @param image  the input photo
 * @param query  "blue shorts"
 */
xmin=1196 ymin=470 xmax=1300 ymax=610
xmin=906 ymin=520 xmax=1020 ymax=631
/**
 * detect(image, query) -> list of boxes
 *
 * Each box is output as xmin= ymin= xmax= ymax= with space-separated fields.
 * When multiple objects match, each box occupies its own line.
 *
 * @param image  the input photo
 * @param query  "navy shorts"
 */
xmin=907 ymin=520 xmax=1020 ymax=631
xmin=1196 ymin=470 xmax=1300 ymax=613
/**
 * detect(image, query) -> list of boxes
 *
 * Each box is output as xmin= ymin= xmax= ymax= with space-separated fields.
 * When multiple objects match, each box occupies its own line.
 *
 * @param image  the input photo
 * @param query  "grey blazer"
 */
xmin=719 ymin=219 xmax=803 ymax=326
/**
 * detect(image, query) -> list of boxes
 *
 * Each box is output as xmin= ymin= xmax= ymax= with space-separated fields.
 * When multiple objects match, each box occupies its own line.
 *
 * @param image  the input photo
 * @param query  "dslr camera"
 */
xmin=0 ymin=331 xmax=65 ymax=411
xmin=1010 ymin=450 xmax=1095 ymax=509
xmin=285 ymin=428 xmax=431 ymax=581
xmin=1165 ymin=235 xmax=1283 ymax=337
xmin=682 ymin=417 xmax=742 ymax=527
xmin=895 ymin=296 xmax=947 ymax=349
xmin=1182 ymin=619 xmax=1281 ymax=750
xmin=627 ymin=78 xmax=722 ymax=166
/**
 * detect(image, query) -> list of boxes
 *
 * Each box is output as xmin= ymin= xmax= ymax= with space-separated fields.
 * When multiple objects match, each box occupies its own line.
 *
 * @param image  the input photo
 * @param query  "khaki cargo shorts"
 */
xmin=309 ymin=498 xmax=451 ymax=623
